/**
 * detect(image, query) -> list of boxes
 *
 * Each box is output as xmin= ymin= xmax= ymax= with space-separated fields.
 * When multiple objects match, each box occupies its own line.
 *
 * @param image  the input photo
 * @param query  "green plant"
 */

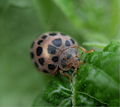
xmin=0 ymin=0 xmax=119 ymax=106
xmin=32 ymin=41 xmax=119 ymax=106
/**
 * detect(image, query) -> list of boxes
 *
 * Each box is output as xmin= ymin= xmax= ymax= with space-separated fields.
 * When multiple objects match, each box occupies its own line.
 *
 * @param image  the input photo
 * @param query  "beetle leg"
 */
xmin=59 ymin=70 xmax=72 ymax=81
xmin=78 ymin=46 xmax=94 ymax=53
xmin=79 ymin=61 xmax=84 ymax=64
xmin=70 ymin=45 xmax=95 ymax=53
xmin=72 ymin=69 xmax=77 ymax=77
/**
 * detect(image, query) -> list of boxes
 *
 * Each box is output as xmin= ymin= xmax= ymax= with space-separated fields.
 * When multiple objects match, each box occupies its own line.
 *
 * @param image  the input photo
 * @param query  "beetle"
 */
xmin=30 ymin=32 xmax=94 ymax=78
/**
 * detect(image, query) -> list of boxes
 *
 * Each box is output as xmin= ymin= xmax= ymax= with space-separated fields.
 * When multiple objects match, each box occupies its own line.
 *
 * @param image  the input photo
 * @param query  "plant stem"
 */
xmin=71 ymin=75 xmax=76 ymax=107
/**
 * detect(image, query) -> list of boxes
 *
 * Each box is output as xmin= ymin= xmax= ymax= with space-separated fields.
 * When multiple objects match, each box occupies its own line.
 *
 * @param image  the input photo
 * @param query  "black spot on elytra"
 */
xmin=52 ymin=38 xmax=62 ymax=47
xmin=65 ymin=40 xmax=71 ymax=46
xmin=37 ymin=40 xmax=43 ymax=45
xmin=43 ymin=69 xmax=49 ymax=73
xmin=38 ymin=58 xmax=45 ymax=65
xmin=36 ymin=47 xmax=43 ymax=56
xmin=48 ymin=64 xmax=56 ymax=70
xmin=34 ymin=62 xmax=39 ymax=68
xmin=49 ymin=33 xmax=57 ymax=36
xmin=42 ymin=35 xmax=47 ymax=39
xmin=30 ymin=52 xmax=34 ymax=59
xmin=31 ymin=42 xmax=34 ymax=48
xmin=52 ymin=56 xmax=59 ymax=62
xmin=48 ymin=45 xmax=57 ymax=54
xmin=70 ymin=39 xmax=75 ymax=44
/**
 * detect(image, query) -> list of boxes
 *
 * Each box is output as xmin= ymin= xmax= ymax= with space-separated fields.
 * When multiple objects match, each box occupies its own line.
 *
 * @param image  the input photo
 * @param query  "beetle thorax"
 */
xmin=59 ymin=48 xmax=80 ymax=71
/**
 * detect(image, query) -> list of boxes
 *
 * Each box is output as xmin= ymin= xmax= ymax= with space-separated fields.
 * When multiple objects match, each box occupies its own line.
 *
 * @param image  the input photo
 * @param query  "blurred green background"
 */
xmin=0 ymin=0 xmax=119 ymax=106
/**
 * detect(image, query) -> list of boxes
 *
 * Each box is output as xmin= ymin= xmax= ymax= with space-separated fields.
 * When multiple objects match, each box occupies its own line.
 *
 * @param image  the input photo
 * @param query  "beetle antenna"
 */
xmin=70 ymin=45 xmax=95 ymax=53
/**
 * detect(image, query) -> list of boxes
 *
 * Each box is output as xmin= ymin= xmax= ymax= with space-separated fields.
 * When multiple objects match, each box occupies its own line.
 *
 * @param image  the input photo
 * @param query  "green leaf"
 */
xmin=0 ymin=0 xmax=119 ymax=106
xmin=33 ymin=41 xmax=120 ymax=106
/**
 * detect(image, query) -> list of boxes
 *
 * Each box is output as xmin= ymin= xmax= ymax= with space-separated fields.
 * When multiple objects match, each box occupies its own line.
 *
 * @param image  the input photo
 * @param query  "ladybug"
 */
xmin=30 ymin=32 xmax=94 ymax=78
